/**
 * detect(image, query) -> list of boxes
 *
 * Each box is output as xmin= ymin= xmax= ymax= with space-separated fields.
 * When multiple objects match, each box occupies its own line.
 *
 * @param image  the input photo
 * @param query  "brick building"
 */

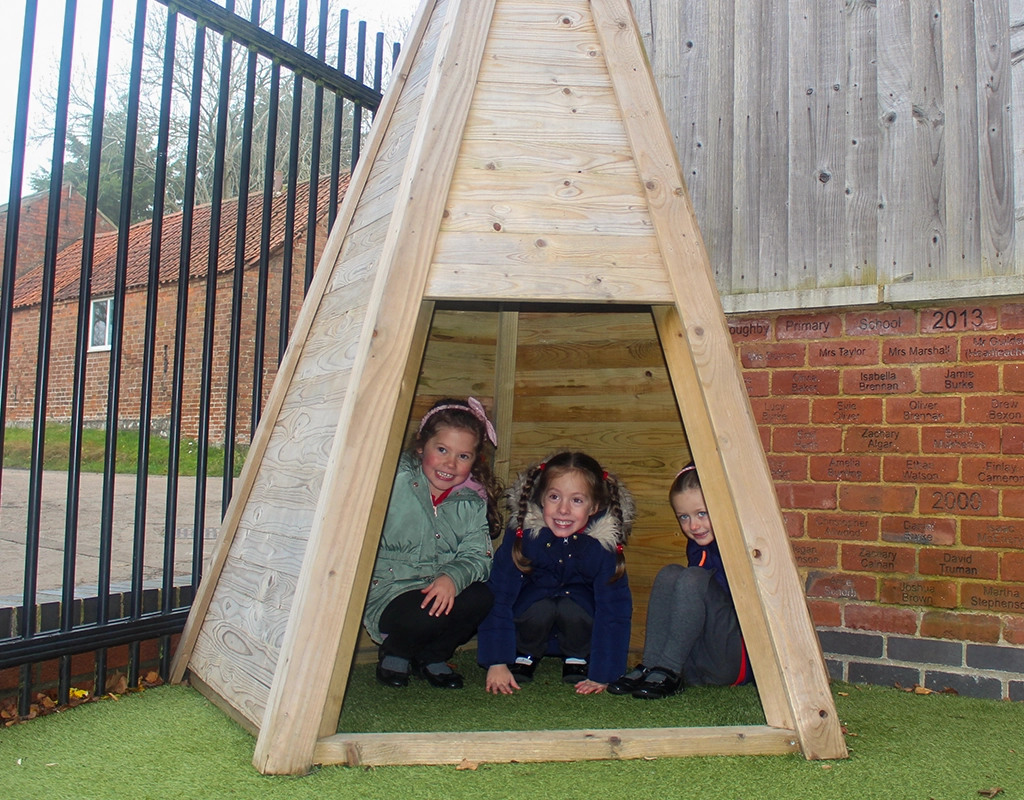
xmin=7 ymin=175 xmax=349 ymax=442
xmin=0 ymin=184 xmax=117 ymax=280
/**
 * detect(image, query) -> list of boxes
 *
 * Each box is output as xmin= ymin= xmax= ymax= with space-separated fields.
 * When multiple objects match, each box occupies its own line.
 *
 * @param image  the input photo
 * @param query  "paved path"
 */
xmin=0 ymin=469 xmax=223 ymax=606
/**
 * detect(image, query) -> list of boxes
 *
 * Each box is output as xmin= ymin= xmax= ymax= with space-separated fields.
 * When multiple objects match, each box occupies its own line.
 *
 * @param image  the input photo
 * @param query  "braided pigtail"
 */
xmin=603 ymin=472 xmax=629 ymax=583
xmin=471 ymin=456 xmax=504 ymax=539
xmin=511 ymin=463 xmax=544 ymax=573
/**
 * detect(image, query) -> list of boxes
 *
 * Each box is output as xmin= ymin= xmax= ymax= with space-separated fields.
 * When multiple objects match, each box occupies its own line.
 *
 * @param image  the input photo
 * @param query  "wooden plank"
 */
xmin=845 ymin=0 xmax=879 ymax=282
xmin=252 ymin=0 xmax=498 ymax=774
xmin=876 ymin=0 xmax=915 ymax=285
xmin=912 ymin=0 xmax=946 ymax=281
xmin=314 ymin=725 xmax=800 ymax=767
xmin=593 ymin=0 xmax=846 ymax=759
xmin=453 ymin=139 xmax=638 ymax=174
xmin=1010 ymin=0 xmax=1024 ymax=274
xmin=976 ymin=0 xmax=1015 ymax=274
xmin=492 ymin=307 xmax=519 ymax=485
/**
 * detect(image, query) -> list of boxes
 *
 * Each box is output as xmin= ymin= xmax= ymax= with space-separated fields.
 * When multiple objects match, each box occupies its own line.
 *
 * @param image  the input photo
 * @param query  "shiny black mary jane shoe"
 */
xmin=631 ymin=667 xmax=682 ymax=699
xmin=607 ymin=664 xmax=650 ymax=695
xmin=508 ymin=655 xmax=538 ymax=683
xmin=375 ymin=661 xmax=410 ymax=688
xmin=561 ymin=658 xmax=589 ymax=684
xmin=416 ymin=662 xmax=465 ymax=689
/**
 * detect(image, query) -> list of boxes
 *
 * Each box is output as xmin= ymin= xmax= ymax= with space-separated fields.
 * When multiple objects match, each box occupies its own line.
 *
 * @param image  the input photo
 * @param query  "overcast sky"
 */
xmin=0 ymin=0 xmax=419 ymax=197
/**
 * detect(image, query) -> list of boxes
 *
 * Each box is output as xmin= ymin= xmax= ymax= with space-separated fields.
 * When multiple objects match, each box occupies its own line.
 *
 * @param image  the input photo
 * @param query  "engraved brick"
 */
xmin=919 ymin=485 xmax=998 ymax=516
xmin=772 ymin=369 xmax=840 ymax=396
xmin=845 ymin=604 xmax=918 ymax=634
xmin=919 ymin=305 xmax=997 ymax=333
xmin=966 ymin=642 xmax=1024 ymax=672
xmin=817 ymin=629 xmax=883 ymax=657
xmin=750 ymin=398 xmax=809 ymax=425
xmin=923 ymin=671 xmax=1002 ymax=699
xmin=919 ymin=549 xmax=999 ymax=580
xmin=920 ymin=611 xmax=1001 ymax=643
xmin=1000 ymin=552 xmax=1024 ymax=582
xmin=1005 ymin=362 xmax=1024 ymax=392
xmin=1001 ymin=303 xmax=1024 ymax=330
xmin=881 ymin=515 xmax=956 ymax=546
xmin=809 ymin=455 xmax=880 ymax=482
xmin=806 ymin=599 xmax=842 ymax=627
xmin=841 ymin=367 xmax=915 ymax=395
xmin=742 ymin=370 xmax=770 ymax=397
xmin=887 ymin=637 xmax=962 ymax=666
xmin=772 ymin=426 xmax=842 ymax=453
xmin=841 ymin=544 xmax=915 ymax=574
xmin=809 ymin=339 xmax=878 ymax=366
xmin=790 ymin=540 xmax=838 ymax=569
xmin=962 ymin=581 xmax=1024 ymax=613
xmin=740 ymin=342 xmax=806 ymax=369
xmin=776 ymin=483 xmax=837 ymax=510
xmin=965 ymin=395 xmax=1024 ymax=424
xmin=767 ymin=455 xmax=807 ymax=482
xmin=961 ymin=332 xmax=1024 ymax=361
xmin=840 ymin=484 xmax=916 ymax=513
xmin=845 ymin=426 xmax=918 ymax=453
xmin=848 ymin=661 xmax=921 ymax=688
xmin=921 ymin=425 xmax=1000 ymax=454
xmin=845 ymin=309 xmax=916 ymax=337
xmin=805 ymin=570 xmax=877 ymax=600
xmin=920 ymin=364 xmax=999 ymax=393
xmin=776 ymin=313 xmax=843 ymax=340
xmin=728 ymin=317 xmax=772 ymax=342
xmin=807 ymin=513 xmax=879 ymax=542
xmin=1004 ymin=617 xmax=1024 ymax=646
xmin=1004 ymin=426 xmax=1024 ymax=455
xmin=961 ymin=456 xmax=1024 ymax=489
xmin=882 ymin=456 xmax=959 ymax=484
xmin=880 ymin=578 xmax=957 ymax=609
xmin=812 ymin=397 xmax=883 ymax=425
xmin=962 ymin=518 xmax=1024 ymax=549
xmin=881 ymin=336 xmax=957 ymax=364
xmin=885 ymin=397 xmax=960 ymax=425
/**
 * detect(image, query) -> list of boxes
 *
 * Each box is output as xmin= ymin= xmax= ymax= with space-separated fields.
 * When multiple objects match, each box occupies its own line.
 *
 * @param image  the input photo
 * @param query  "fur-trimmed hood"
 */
xmin=504 ymin=459 xmax=636 ymax=552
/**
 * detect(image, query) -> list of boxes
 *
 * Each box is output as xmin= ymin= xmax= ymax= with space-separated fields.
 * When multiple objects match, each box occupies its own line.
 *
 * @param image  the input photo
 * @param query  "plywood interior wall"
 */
xmin=406 ymin=303 xmax=692 ymax=652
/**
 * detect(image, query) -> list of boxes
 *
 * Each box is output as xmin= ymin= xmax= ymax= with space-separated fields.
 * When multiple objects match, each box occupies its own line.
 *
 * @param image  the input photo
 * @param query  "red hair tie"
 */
xmin=616 ymin=544 xmax=623 ymax=554
xmin=602 ymin=471 xmax=608 ymax=480
xmin=538 ymin=462 xmax=546 ymax=471
xmin=515 ymin=528 xmax=524 ymax=539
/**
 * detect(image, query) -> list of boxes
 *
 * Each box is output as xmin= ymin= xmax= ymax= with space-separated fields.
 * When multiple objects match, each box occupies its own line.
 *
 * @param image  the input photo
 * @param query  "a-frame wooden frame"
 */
xmin=170 ymin=0 xmax=848 ymax=774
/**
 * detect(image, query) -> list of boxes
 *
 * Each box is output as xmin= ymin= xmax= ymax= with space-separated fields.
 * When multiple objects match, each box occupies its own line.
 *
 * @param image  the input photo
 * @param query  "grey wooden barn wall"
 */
xmin=632 ymin=0 xmax=1024 ymax=311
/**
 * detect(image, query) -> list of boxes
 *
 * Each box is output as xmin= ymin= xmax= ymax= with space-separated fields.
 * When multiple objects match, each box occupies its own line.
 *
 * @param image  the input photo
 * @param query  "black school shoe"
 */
xmin=631 ymin=667 xmax=683 ymax=699
xmin=415 ymin=661 xmax=465 ymax=689
xmin=376 ymin=657 xmax=411 ymax=688
xmin=561 ymin=658 xmax=589 ymax=684
xmin=607 ymin=664 xmax=650 ymax=695
xmin=508 ymin=655 xmax=538 ymax=683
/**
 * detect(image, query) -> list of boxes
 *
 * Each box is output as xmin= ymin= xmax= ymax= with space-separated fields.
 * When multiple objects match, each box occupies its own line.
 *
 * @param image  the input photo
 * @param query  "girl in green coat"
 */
xmin=365 ymin=398 xmax=502 ymax=689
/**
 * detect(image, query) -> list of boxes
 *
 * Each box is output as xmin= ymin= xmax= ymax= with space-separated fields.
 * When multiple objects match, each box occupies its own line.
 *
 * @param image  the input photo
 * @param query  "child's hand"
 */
xmin=575 ymin=679 xmax=606 ymax=695
xmin=485 ymin=664 xmax=521 ymax=694
xmin=420 ymin=574 xmax=457 ymax=616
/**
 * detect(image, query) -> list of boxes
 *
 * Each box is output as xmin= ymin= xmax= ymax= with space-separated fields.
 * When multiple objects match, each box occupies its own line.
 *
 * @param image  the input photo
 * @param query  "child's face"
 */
xmin=541 ymin=470 xmax=598 ymax=537
xmin=417 ymin=425 xmax=478 ymax=497
xmin=671 ymin=487 xmax=715 ymax=546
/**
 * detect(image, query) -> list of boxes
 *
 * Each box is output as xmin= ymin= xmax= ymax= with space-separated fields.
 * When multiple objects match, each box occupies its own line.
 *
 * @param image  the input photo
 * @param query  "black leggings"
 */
xmin=378 ymin=581 xmax=493 ymax=664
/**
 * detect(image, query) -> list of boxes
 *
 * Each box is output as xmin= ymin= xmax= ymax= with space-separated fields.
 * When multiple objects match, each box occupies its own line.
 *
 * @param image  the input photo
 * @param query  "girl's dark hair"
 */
xmin=510 ymin=451 xmax=628 ymax=581
xmin=412 ymin=398 xmax=503 ymax=538
xmin=669 ymin=462 xmax=702 ymax=500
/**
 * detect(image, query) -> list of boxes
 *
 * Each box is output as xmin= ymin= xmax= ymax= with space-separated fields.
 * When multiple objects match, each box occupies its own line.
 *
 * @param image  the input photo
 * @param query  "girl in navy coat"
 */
xmin=608 ymin=462 xmax=753 ymax=699
xmin=477 ymin=452 xmax=633 ymax=695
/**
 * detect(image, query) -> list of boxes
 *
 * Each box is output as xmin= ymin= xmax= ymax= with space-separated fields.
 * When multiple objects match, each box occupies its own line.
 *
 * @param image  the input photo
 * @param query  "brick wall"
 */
xmin=5 ymin=221 xmax=323 ymax=442
xmin=729 ymin=299 xmax=1024 ymax=699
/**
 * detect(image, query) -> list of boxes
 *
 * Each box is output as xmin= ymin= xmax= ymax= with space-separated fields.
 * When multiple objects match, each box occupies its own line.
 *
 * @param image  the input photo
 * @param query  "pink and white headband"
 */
xmin=675 ymin=463 xmax=697 ymax=480
xmin=418 ymin=396 xmax=498 ymax=447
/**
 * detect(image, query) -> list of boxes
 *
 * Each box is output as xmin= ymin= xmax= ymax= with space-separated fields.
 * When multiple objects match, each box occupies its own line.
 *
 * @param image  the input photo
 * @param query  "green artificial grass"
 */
xmin=2 ymin=659 xmax=1022 ymax=800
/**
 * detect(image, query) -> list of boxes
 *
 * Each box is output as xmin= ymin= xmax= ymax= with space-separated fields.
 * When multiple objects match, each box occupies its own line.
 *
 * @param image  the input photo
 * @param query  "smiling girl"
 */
xmin=477 ymin=452 xmax=633 ymax=695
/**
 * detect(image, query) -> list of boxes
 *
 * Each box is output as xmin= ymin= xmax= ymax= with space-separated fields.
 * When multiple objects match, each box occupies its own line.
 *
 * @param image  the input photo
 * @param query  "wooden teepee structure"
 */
xmin=170 ymin=0 xmax=847 ymax=774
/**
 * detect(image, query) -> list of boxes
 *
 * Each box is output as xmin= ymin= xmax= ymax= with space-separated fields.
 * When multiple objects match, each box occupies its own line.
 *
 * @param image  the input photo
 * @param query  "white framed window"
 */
xmin=89 ymin=297 xmax=113 ymax=351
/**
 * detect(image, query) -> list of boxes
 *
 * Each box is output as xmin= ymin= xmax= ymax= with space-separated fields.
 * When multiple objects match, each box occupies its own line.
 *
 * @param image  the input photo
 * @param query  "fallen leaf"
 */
xmin=68 ymin=688 xmax=89 ymax=700
xmin=913 ymin=686 xmax=933 ymax=695
xmin=456 ymin=758 xmax=478 ymax=771
xmin=978 ymin=788 xmax=1003 ymax=798
xmin=837 ymin=692 xmax=849 ymax=696
xmin=821 ymin=763 xmax=832 ymax=770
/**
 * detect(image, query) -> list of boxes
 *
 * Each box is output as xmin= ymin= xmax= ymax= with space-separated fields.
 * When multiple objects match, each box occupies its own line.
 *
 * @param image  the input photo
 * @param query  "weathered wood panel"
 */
xmin=637 ymin=0 xmax=1024 ymax=304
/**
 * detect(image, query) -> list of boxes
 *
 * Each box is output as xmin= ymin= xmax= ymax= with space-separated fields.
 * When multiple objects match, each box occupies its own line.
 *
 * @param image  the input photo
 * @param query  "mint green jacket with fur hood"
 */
xmin=362 ymin=452 xmax=494 ymax=643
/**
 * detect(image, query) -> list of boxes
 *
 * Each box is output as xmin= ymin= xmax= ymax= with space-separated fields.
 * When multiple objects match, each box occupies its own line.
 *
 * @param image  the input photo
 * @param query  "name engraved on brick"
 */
xmin=899 ymin=582 xmax=934 ymax=604
xmin=857 ymin=370 xmax=901 ymax=392
xmin=902 ymin=458 xmax=940 ymax=481
xmin=939 ymin=553 xmax=978 ymax=576
xmin=881 ymin=516 xmax=956 ymax=546
xmin=728 ymin=319 xmax=771 ymax=341
xmin=809 ymin=515 xmax=874 ymax=540
xmin=966 ymin=585 xmax=1024 ymax=612
xmin=826 ymin=457 xmax=864 ymax=480
xmin=943 ymin=368 xmax=976 ymax=390
xmin=833 ymin=400 xmax=860 ymax=422
xmin=885 ymin=341 xmax=955 ymax=360
xmin=969 ymin=459 xmax=1024 ymax=486
xmin=857 ymin=547 xmax=896 ymax=571
xmin=974 ymin=397 xmax=1023 ymax=423
xmin=792 ymin=372 xmax=821 ymax=393
xmin=898 ymin=399 xmax=952 ymax=423
xmin=929 ymin=428 xmax=989 ymax=452
xmin=962 ymin=519 xmax=1024 ymax=548
xmin=860 ymin=428 xmax=900 ymax=451
xmin=792 ymin=543 xmax=831 ymax=568
xmin=962 ymin=333 xmax=1024 ymax=361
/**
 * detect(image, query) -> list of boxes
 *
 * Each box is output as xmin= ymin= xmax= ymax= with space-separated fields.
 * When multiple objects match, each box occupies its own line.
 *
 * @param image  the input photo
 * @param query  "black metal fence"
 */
xmin=0 ymin=0 xmax=394 ymax=715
